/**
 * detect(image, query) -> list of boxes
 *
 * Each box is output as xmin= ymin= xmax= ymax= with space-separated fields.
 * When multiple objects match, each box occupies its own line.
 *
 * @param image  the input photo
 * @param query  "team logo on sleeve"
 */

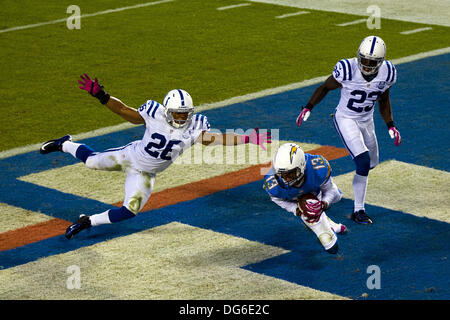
xmin=333 ymin=65 xmax=340 ymax=78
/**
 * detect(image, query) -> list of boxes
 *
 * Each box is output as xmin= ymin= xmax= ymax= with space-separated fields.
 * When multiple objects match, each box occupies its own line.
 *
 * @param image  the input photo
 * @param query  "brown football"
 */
xmin=298 ymin=193 xmax=322 ymax=222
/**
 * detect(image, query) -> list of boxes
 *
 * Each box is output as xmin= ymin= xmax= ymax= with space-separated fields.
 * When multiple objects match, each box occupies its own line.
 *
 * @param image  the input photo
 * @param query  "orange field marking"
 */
xmin=0 ymin=218 xmax=72 ymax=251
xmin=0 ymin=146 xmax=348 ymax=251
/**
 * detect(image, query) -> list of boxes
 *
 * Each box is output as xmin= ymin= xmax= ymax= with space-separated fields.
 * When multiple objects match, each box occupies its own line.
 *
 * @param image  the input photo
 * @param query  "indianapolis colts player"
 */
xmin=296 ymin=36 xmax=401 ymax=225
xmin=40 ymin=74 xmax=271 ymax=239
xmin=263 ymin=143 xmax=347 ymax=254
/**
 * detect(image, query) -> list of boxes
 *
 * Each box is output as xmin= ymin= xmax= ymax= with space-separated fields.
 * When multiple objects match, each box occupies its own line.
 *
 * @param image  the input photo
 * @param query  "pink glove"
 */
xmin=302 ymin=199 xmax=323 ymax=223
xmin=388 ymin=127 xmax=401 ymax=146
xmin=78 ymin=74 xmax=110 ymax=104
xmin=296 ymin=107 xmax=311 ymax=127
xmin=78 ymin=74 xmax=102 ymax=95
xmin=241 ymin=128 xmax=272 ymax=151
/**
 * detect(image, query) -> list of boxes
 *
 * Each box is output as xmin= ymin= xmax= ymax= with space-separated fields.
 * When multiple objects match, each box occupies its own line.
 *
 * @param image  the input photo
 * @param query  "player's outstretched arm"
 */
xmin=198 ymin=128 xmax=271 ymax=150
xmin=378 ymin=89 xmax=401 ymax=146
xmin=297 ymin=75 xmax=341 ymax=127
xmin=78 ymin=74 xmax=144 ymax=125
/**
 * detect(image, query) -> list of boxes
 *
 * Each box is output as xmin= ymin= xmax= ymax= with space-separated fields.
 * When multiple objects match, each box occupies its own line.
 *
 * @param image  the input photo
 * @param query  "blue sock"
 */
xmin=75 ymin=145 xmax=95 ymax=163
xmin=108 ymin=206 xmax=136 ymax=223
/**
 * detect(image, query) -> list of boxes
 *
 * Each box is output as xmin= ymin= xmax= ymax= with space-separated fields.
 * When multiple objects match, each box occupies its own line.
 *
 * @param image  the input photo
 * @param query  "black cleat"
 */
xmin=40 ymin=135 xmax=72 ymax=154
xmin=351 ymin=210 xmax=373 ymax=224
xmin=65 ymin=214 xmax=91 ymax=239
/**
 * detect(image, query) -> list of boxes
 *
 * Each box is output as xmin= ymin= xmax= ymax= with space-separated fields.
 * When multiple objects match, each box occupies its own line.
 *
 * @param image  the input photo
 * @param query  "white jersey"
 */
xmin=333 ymin=58 xmax=397 ymax=121
xmin=128 ymin=99 xmax=210 ymax=173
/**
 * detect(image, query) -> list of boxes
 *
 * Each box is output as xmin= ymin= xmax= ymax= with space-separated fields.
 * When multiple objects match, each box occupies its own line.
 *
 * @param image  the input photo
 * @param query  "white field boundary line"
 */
xmin=336 ymin=18 xmax=367 ymax=27
xmin=1 ymin=46 xmax=449 ymax=160
xmin=217 ymin=3 xmax=251 ymax=11
xmin=400 ymin=27 xmax=433 ymax=35
xmin=0 ymin=0 xmax=174 ymax=34
xmin=275 ymin=11 xmax=310 ymax=19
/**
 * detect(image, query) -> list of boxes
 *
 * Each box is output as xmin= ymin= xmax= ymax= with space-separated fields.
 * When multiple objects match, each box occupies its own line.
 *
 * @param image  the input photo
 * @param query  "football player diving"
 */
xmin=40 ymin=74 xmax=271 ymax=239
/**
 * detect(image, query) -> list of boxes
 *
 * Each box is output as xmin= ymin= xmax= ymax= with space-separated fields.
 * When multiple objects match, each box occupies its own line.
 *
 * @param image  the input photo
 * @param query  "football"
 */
xmin=298 ymin=193 xmax=323 ymax=223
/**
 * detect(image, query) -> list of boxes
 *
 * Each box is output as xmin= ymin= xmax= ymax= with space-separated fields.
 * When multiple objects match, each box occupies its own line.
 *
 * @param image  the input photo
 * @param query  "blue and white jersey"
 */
xmin=333 ymin=58 xmax=397 ymax=121
xmin=263 ymin=153 xmax=331 ymax=201
xmin=128 ymin=100 xmax=210 ymax=173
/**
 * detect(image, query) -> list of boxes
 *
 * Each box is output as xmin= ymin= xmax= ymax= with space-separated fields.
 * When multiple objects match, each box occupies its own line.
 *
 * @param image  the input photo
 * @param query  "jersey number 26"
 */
xmin=144 ymin=132 xmax=182 ymax=161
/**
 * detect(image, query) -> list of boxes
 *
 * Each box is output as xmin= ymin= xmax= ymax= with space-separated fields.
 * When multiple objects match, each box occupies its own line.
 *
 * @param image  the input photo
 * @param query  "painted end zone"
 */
xmin=0 ymin=54 xmax=449 ymax=300
xmin=0 ymin=145 xmax=348 ymax=252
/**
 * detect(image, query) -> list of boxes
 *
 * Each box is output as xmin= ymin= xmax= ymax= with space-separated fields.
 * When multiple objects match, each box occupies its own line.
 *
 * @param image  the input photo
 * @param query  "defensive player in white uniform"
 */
xmin=296 ymin=36 xmax=401 ymax=224
xmin=40 ymin=74 xmax=271 ymax=239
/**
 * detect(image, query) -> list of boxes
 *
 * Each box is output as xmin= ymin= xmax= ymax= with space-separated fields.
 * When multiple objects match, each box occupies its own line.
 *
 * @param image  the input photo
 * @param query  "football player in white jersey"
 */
xmin=296 ymin=36 xmax=401 ymax=225
xmin=40 ymin=74 xmax=271 ymax=239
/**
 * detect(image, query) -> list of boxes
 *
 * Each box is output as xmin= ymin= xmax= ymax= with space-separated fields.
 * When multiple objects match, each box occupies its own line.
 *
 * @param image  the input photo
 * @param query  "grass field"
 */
xmin=1 ymin=0 xmax=449 ymax=303
xmin=1 ymin=0 xmax=449 ymax=151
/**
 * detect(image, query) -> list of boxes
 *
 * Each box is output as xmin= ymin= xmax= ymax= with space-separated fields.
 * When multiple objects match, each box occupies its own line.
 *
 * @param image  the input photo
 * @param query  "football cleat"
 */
xmin=351 ymin=210 xmax=373 ymax=224
xmin=40 ymin=135 xmax=72 ymax=154
xmin=65 ymin=214 xmax=91 ymax=239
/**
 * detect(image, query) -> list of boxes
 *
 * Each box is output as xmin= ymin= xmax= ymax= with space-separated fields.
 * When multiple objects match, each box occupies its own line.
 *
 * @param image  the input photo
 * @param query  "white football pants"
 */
xmin=333 ymin=111 xmax=379 ymax=168
xmin=85 ymin=144 xmax=155 ymax=214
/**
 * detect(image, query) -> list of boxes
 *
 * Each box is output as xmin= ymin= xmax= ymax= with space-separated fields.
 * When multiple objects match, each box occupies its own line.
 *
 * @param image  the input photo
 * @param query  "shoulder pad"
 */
xmin=191 ymin=114 xmax=211 ymax=131
xmin=333 ymin=59 xmax=353 ymax=83
xmin=308 ymin=154 xmax=332 ymax=185
xmin=138 ymin=100 xmax=163 ymax=121
xmin=383 ymin=60 xmax=397 ymax=84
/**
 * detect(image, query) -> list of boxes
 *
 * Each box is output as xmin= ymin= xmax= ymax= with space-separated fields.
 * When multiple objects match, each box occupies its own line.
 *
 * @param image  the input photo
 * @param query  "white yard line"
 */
xmin=400 ymin=27 xmax=433 ymax=35
xmin=248 ymin=0 xmax=450 ymax=27
xmin=0 ymin=0 xmax=174 ymax=34
xmin=1 ymin=46 xmax=449 ymax=159
xmin=217 ymin=3 xmax=251 ymax=11
xmin=336 ymin=18 xmax=367 ymax=27
xmin=275 ymin=11 xmax=310 ymax=19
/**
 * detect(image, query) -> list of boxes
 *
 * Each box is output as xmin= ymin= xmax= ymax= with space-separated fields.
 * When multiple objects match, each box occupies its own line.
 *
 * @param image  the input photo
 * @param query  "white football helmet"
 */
xmin=357 ymin=36 xmax=386 ymax=76
xmin=163 ymin=89 xmax=194 ymax=128
xmin=272 ymin=143 xmax=307 ymax=187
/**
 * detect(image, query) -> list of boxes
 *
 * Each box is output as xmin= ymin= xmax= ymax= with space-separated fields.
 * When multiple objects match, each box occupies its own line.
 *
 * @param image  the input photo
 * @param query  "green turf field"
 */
xmin=0 ymin=0 xmax=449 ymax=151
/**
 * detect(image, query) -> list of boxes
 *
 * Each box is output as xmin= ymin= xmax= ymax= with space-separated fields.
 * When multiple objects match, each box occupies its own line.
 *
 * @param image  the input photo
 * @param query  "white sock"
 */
xmin=62 ymin=141 xmax=82 ymax=158
xmin=353 ymin=173 xmax=368 ymax=212
xmin=89 ymin=210 xmax=112 ymax=227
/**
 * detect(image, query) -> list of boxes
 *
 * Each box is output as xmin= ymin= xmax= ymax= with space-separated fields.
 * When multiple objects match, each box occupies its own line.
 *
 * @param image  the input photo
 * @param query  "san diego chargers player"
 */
xmin=40 ymin=74 xmax=271 ymax=239
xmin=263 ymin=143 xmax=347 ymax=254
xmin=296 ymin=36 xmax=401 ymax=225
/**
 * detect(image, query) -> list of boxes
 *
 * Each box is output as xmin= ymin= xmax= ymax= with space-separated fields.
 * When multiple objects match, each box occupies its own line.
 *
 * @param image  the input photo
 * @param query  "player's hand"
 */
xmin=241 ymin=128 xmax=272 ymax=151
xmin=303 ymin=199 xmax=323 ymax=223
xmin=78 ymin=74 xmax=102 ymax=95
xmin=296 ymin=107 xmax=311 ymax=127
xmin=78 ymin=74 xmax=110 ymax=104
xmin=388 ymin=126 xmax=401 ymax=146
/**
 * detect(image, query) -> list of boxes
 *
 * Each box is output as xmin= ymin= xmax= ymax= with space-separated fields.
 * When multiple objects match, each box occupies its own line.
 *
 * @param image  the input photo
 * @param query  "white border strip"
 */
xmin=275 ymin=11 xmax=310 ymax=19
xmin=336 ymin=18 xmax=367 ymax=26
xmin=217 ymin=3 xmax=251 ymax=11
xmin=400 ymin=27 xmax=433 ymax=35
xmin=0 ymin=0 xmax=174 ymax=34
xmin=1 ymin=47 xmax=449 ymax=159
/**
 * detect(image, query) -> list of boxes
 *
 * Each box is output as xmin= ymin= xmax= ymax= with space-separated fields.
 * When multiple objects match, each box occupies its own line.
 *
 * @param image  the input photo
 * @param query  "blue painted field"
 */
xmin=0 ymin=54 xmax=449 ymax=299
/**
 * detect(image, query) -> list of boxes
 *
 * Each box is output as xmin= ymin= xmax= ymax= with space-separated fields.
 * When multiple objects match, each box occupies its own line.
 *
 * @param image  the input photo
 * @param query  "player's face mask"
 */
xmin=171 ymin=111 xmax=190 ymax=126
xmin=165 ymin=109 xmax=194 ymax=128
xmin=358 ymin=57 xmax=382 ymax=75
xmin=277 ymin=168 xmax=305 ymax=187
